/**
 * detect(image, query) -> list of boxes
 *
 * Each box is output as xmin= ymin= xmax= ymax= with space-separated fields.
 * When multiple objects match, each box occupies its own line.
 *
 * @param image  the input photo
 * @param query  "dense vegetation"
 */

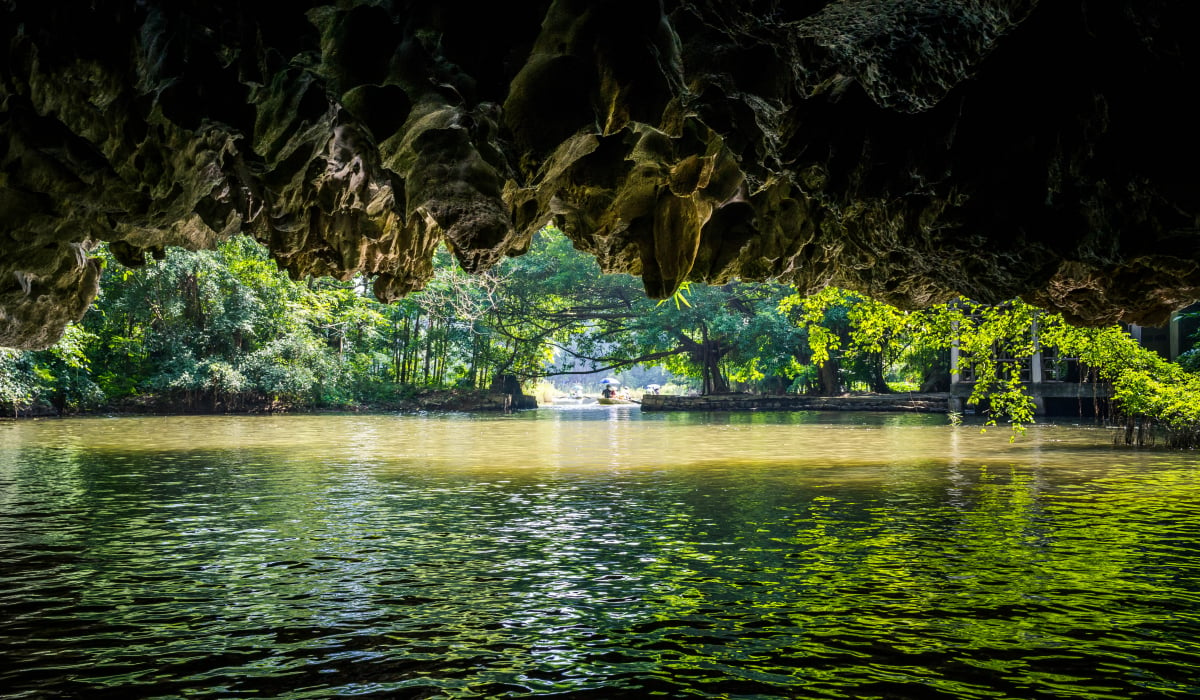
xmin=3 ymin=228 xmax=1200 ymax=445
xmin=790 ymin=289 xmax=1200 ymax=446
xmin=0 ymin=229 xmax=898 ymax=414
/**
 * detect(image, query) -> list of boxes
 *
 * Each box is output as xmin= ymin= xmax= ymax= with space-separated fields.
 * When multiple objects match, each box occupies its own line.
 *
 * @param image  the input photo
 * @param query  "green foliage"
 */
xmin=657 ymin=281 xmax=693 ymax=309
xmin=1 ymin=324 xmax=104 ymax=415
xmin=1040 ymin=318 xmax=1200 ymax=446
xmin=0 ymin=231 xmax=927 ymax=409
xmin=0 ymin=349 xmax=37 ymax=416
xmin=781 ymin=286 xmax=946 ymax=395
xmin=944 ymin=301 xmax=1200 ymax=441
xmin=948 ymin=301 xmax=1039 ymax=436
xmin=3 ymin=228 xmax=1197 ymax=446
xmin=1176 ymin=348 xmax=1200 ymax=373
xmin=783 ymin=290 xmax=1200 ymax=442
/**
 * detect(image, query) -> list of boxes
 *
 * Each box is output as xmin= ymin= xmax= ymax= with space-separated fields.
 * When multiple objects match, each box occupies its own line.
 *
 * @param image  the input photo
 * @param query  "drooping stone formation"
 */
xmin=3 ymin=1 xmax=1200 ymax=348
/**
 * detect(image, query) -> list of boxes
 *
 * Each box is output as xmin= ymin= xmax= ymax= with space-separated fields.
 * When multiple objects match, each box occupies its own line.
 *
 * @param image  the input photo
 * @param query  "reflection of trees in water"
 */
xmin=5 ymin=417 xmax=1200 ymax=696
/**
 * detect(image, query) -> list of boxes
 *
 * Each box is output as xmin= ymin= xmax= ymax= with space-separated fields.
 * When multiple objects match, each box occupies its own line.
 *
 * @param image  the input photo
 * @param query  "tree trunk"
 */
xmin=818 ymin=358 xmax=841 ymax=396
xmin=869 ymin=352 xmax=890 ymax=393
xmin=694 ymin=323 xmax=731 ymax=395
xmin=398 ymin=316 xmax=412 ymax=384
xmin=434 ymin=331 xmax=445 ymax=385
xmin=468 ymin=333 xmax=479 ymax=388
xmin=406 ymin=309 xmax=421 ymax=383
xmin=707 ymin=350 xmax=731 ymax=394
xmin=422 ymin=319 xmax=433 ymax=384
xmin=438 ymin=327 xmax=449 ymax=385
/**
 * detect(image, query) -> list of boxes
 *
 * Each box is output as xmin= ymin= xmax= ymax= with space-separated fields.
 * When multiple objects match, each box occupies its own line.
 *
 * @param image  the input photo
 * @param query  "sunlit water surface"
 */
xmin=2 ymin=408 xmax=1199 ymax=699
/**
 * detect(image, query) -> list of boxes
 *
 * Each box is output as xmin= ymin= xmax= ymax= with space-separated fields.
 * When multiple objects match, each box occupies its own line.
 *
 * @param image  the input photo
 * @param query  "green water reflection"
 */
xmin=1 ymin=410 xmax=1198 ymax=698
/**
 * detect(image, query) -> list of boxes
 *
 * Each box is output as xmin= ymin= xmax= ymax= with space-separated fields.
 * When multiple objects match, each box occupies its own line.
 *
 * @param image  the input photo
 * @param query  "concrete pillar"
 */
xmin=950 ymin=321 xmax=961 ymax=385
xmin=1170 ymin=315 xmax=1182 ymax=361
xmin=1028 ymin=314 xmax=1045 ymax=415
xmin=1030 ymin=314 xmax=1043 ymax=385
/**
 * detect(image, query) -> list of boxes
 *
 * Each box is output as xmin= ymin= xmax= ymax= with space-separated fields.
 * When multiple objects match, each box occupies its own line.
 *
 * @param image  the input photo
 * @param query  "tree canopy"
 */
xmin=3 ymin=228 xmax=1199 ymax=447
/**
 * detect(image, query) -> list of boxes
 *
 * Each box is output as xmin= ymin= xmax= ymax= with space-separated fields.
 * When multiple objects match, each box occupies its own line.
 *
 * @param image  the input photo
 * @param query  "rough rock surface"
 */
xmin=3 ymin=1 xmax=1200 ymax=348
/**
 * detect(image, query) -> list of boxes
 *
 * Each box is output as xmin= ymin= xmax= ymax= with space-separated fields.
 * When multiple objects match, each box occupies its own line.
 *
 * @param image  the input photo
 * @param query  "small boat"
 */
xmin=597 ymin=397 xmax=637 ymax=405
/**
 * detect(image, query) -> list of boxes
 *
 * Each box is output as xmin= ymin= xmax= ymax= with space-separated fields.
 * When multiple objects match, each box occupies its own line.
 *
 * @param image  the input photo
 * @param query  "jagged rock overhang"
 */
xmin=2 ymin=1 xmax=1199 ymax=349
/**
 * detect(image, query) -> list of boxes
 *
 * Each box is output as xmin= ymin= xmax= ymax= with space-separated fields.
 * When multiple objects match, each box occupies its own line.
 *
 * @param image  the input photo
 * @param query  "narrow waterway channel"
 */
xmin=2 ymin=408 xmax=1198 ymax=698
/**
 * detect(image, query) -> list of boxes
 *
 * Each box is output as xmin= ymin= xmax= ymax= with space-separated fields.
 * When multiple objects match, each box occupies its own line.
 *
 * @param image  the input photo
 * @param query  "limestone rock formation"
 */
xmin=3 ymin=1 xmax=1200 ymax=348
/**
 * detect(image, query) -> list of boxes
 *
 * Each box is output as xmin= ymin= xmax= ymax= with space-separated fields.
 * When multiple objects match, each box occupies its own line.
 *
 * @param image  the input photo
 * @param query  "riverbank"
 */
xmin=1 ymin=388 xmax=535 ymax=419
xmin=640 ymin=392 xmax=950 ymax=412
xmin=7 ymin=391 xmax=957 ymax=419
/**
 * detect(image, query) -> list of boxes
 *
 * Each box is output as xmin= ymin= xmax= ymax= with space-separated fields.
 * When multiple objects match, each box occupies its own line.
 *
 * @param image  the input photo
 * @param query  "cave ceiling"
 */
xmin=3 ymin=0 xmax=1200 ymax=349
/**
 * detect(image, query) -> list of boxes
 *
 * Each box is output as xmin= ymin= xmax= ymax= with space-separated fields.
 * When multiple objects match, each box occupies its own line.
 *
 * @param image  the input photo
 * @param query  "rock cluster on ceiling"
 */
xmin=3 ymin=0 xmax=1199 ymax=349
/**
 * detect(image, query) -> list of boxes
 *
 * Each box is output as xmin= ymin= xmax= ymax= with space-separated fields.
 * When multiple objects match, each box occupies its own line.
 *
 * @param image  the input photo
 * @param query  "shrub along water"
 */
xmin=787 ymin=289 xmax=1200 ymax=446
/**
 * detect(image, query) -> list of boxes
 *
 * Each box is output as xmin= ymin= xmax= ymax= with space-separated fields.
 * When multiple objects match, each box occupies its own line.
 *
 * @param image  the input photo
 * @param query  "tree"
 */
xmin=780 ymin=287 xmax=951 ymax=395
xmin=467 ymin=229 xmax=810 ymax=394
xmin=6 ymin=226 xmax=1198 ymax=447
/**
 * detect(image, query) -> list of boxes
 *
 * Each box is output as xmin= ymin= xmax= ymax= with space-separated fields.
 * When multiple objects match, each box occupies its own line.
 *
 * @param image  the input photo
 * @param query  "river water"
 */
xmin=2 ymin=408 xmax=1198 ymax=698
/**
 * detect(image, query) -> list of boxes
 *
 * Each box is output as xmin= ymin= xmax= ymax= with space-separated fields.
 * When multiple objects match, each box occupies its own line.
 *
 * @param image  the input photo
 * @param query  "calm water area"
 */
xmin=2 ymin=407 xmax=1199 ymax=698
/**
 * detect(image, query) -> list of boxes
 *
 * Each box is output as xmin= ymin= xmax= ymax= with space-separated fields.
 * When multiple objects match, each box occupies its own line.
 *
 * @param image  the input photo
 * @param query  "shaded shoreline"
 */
xmin=6 ymin=391 xmax=960 ymax=419
xmin=2 ymin=388 xmax=530 ymax=419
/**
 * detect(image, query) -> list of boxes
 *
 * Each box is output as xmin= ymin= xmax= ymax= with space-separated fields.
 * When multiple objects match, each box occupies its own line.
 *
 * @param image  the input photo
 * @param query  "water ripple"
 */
xmin=2 ymin=414 xmax=1199 ymax=698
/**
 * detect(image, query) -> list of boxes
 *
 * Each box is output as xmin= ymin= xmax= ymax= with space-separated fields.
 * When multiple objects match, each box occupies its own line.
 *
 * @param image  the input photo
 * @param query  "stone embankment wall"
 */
xmin=412 ymin=392 xmax=535 ymax=412
xmin=641 ymin=393 xmax=949 ymax=413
